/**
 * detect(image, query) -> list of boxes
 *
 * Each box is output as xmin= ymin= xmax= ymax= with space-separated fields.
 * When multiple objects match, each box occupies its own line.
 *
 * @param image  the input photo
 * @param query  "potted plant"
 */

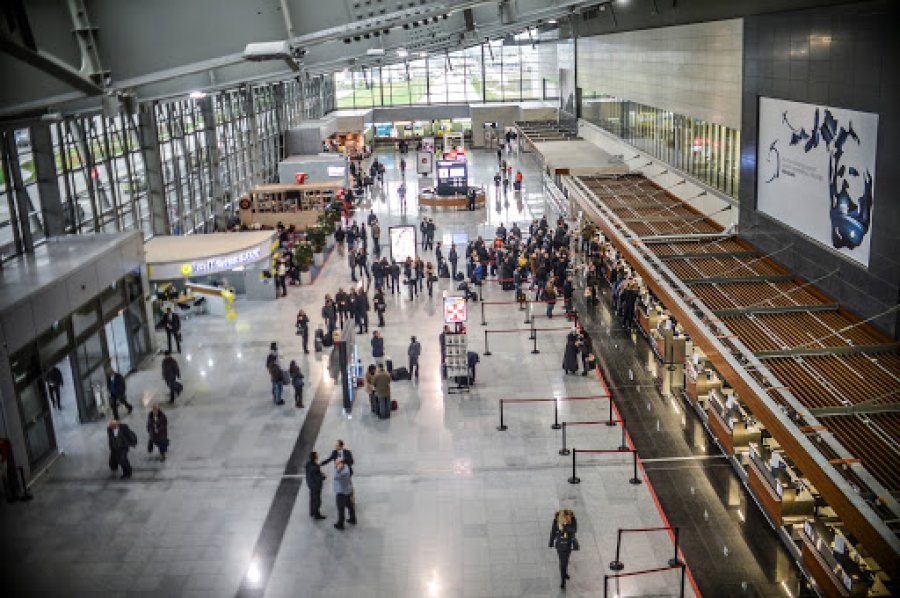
xmin=306 ymin=227 xmax=327 ymax=265
xmin=316 ymin=212 xmax=336 ymax=248
xmin=293 ymin=242 xmax=313 ymax=284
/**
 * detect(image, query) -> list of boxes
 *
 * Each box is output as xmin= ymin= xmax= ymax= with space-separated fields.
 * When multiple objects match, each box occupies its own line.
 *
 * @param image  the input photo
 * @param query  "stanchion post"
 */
xmin=484 ymin=330 xmax=491 ymax=356
xmin=680 ymin=563 xmax=686 ymax=598
xmin=528 ymin=315 xmax=536 ymax=340
xmin=551 ymin=399 xmax=561 ymax=430
xmin=481 ymin=301 xmax=486 ymax=326
xmin=531 ymin=329 xmax=539 ymax=354
xmin=496 ymin=399 xmax=507 ymax=431
xmin=630 ymin=449 xmax=642 ymax=485
xmin=606 ymin=398 xmax=615 ymax=426
xmin=609 ymin=528 xmax=624 ymax=570
xmin=559 ymin=422 xmax=570 ymax=455
xmin=603 ymin=575 xmax=610 ymax=598
xmin=619 ymin=417 xmax=628 ymax=451
xmin=669 ymin=527 xmax=681 ymax=567
xmin=524 ymin=300 xmax=532 ymax=324
xmin=568 ymin=449 xmax=581 ymax=484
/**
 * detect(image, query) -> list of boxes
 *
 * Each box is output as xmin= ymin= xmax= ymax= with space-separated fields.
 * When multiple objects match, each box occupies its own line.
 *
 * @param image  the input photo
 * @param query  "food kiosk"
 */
xmin=239 ymin=181 xmax=342 ymax=230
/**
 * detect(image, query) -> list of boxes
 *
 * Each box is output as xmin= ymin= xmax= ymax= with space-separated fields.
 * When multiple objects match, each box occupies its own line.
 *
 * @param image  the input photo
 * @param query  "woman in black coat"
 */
xmin=147 ymin=404 xmax=169 ymax=461
xmin=562 ymin=330 xmax=580 ymax=374
xmin=549 ymin=509 xmax=578 ymax=589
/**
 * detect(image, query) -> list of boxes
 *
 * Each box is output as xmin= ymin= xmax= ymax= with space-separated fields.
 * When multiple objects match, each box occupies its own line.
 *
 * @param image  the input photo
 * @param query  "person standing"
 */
xmin=548 ymin=510 xmax=578 ymax=589
xmin=435 ymin=242 xmax=444 ymax=273
xmin=105 ymin=364 xmax=133 ymax=419
xmin=289 ymin=360 xmax=305 ymax=408
xmin=107 ymin=419 xmax=135 ymax=479
xmin=373 ymin=288 xmax=386 ymax=327
xmin=371 ymin=221 xmax=381 ymax=255
xmin=371 ymin=331 xmax=385 ymax=367
xmin=562 ymin=329 xmax=580 ymax=375
xmin=373 ymin=364 xmax=392 ymax=419
xmin=306 ymin=452 xmax=327 ymax=520
xmin=467 ymin=350 xmax=480 ymax=384
xmin=448 ymin=244 xmax=458 ymax=280
xmin=146 ymin=404 xmax=169 ymax=461
xmin=162 ymin=307 xmax=182 ymax=353
xmin=296 ymin=309 xmax=310 ymax=354
xmin=266 ymin=344 xmax=285 ymax=405
xmin=390 ymin=260 xmax=401 ymax=295
xmin=425 ymin=261 xmax=436 ymax=297
xmin=579 ymin=329 xmax=594 ymax=376
xmin=161 ymin=350 xmax=181 ymax=404
xmin=46 ymin=366 xmax=63 ymax=410
xmin=332 ymin=457 xmax=356 ymax=530
xmin=320 ymin=439 xmax=354 ymax=473
xmin=354 ymin=289 xmax=370 ymax=334
xmin=407 ymin=336 xmax=422 ymax=380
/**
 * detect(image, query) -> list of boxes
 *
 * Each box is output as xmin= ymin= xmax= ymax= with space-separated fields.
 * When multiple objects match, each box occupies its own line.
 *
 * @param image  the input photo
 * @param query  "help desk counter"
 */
xmin=144 ymin=232 xmax=279 ymax=319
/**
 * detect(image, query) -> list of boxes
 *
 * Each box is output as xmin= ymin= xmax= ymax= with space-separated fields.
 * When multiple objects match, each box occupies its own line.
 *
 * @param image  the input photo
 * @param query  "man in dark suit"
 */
xmin=46 ymin=366 xmax=63 ymax=409
xmin=105 ymin=364 xmax=133 ymax=419
xmin=162 ymin=307 xmax=182 ymax=353
xmin=107 ymin=419 xmax=134 ymax=479
xmin=320 ymin=439 xmax=354 ymax=474
xmin=305 ymin=452 xmax=326 ymax=520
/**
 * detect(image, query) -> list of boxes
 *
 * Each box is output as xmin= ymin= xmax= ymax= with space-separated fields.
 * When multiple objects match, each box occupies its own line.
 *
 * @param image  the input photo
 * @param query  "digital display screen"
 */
xmin=438 ymin=168 xmax=450 ymax=179
xmin=449 ymin=167 xmax=466 ymax=178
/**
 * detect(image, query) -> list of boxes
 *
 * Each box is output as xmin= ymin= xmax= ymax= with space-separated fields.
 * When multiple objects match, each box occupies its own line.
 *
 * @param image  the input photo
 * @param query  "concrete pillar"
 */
xmin=198 ymin=96 xmax=225 ymax=231
xmin=137 ymin=105 xmax=169 ymax=236
xmin=29 ymin=122 xmax=66 ymax=238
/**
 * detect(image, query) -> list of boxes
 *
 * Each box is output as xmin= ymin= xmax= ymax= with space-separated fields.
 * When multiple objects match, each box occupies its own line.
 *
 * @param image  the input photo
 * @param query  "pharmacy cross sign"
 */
xmin=443 ymin=296 xmax=468 ymax=324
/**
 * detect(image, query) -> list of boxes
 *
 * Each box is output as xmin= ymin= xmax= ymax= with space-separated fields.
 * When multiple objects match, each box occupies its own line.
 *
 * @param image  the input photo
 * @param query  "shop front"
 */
xmin=0 ymin=233 xmax=152 ymax=484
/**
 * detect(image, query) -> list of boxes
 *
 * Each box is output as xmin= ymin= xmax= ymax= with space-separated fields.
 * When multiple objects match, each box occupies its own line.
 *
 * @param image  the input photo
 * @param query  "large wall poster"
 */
xmin=756 ymin=97 xmax=877 ymax=267
xmin=389 ymin=225 xmax=416 ymax=264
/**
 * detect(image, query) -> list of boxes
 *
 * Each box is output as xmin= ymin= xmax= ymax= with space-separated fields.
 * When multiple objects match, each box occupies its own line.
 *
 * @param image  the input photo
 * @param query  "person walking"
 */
xmin=46 ymin=366 xmax=63 ymax=410
xmin=425 ymin=261 xmax=436 ymax=297
xmin=289 ymin=360 xmax=305 ymax=408
xmin=305 ymin=452 xmax=327 ymax=520
xmin=549 ymin=509 xmax=579 ymax=589
xmin=373 ymin=364 xmax=392 ymax=419
xmin=407 ymin=336 xmax=422 ymax=380
xmin=161 ymin=350 xmax=181 ymax=405
xmin=105 ymin=364 xmax=133 ymax=419
xmin=266 ymin=343 xmax=285 ymax=405
xmin=146 ymin=404 xmax=169 ymax=461
xmin=332 ymin=457 xmax=356 ymax=530
xmin=296 ymin=309 xmax=310 ymax=354
xmin=354 ymin=288 xmax=370 ymax=334
xmin=389 ymin=260 xmax=401 ymax=295
xmin=107 ymin=419 xmax=136 ymax=479
xmin=162 ymin=307 xmax=182 ymax=353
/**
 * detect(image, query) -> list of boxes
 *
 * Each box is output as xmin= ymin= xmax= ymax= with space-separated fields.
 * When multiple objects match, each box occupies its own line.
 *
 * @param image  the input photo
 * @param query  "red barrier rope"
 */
xmin=502 ymin=395 xmax=609 ymax=404
xmin=607 ymin=564 xmax=683 ymax=580
xmin=565 ymin=419 xmax=623 ymax=426
xmin=573 ymin=448 xmax=632 ymax=453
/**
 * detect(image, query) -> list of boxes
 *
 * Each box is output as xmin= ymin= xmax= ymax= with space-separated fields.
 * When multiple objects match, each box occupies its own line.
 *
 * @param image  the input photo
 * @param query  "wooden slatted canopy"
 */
xmin=566 ymin=173 xmax=900 ymax=576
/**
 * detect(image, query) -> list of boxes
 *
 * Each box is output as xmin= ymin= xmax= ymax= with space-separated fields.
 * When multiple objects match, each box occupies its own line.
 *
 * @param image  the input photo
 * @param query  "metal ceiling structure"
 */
xmin=0 ymin=0 xmax=867 ymax=123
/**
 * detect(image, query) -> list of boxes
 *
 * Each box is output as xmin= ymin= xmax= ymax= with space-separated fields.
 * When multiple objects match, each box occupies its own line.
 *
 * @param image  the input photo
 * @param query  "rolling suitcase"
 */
xmin=390 ymin=400 xmax=398 ymax=411
xmin=385 ymin=357 xmax=393 ymax=372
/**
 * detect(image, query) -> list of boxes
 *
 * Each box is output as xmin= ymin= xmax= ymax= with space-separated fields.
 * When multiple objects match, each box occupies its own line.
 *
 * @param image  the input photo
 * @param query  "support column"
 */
xmin=2 ymin=131 xmax=36 ymax=251
xmin=137 ymin=105 xmax=169 ymax=236
xmin=243 ymin=86 xmax=263 ymax=187
xmin=29 ymin=122 xmax=66 ymax=238
xmin=198 ymin=96 xmax=226 ymax=231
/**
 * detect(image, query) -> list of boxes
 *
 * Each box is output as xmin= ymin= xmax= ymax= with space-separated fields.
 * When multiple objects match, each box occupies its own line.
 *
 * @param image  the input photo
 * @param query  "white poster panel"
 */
xmin=416 ymin=151 xmax=433 ymax=175
xmin=389 ymin=225 xmax=417 ymax=264
xmin=756 ymin=97 xmax=877 ymax=267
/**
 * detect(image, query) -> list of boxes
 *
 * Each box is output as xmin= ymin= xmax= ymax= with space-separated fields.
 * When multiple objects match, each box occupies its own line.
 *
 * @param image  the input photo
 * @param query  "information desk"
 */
xmin=239 ymin=181 xmax=341 ymax=230
xmin=145 ymin=231 xmax=277 ymax=303
xmin=418 ymin=187 xmax=486 ymax=209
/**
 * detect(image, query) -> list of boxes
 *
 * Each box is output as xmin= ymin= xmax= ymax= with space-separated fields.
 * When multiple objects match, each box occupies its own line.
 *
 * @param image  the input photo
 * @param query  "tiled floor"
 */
xmin=2 ymin=148 xmax=738 ymax=597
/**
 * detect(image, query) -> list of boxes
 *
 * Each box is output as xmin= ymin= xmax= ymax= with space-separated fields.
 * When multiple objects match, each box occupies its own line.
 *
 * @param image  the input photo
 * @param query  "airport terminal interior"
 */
xmin=0 ymin=1 xmax=898 ymax=597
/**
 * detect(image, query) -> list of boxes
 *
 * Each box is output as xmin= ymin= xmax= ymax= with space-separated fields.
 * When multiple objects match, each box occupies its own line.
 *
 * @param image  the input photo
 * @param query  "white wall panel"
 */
xmin=577 ymin=19 xmax=742 ymax=129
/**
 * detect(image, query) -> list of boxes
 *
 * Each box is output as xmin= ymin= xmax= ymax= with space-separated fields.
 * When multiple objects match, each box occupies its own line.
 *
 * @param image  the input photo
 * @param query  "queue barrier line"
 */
xmin=496 ymin=395 xmax=611 ymax=432
xmin=568 ymin=448 xmax=641 ymax=486
xmin=483 ymin=326 xmax=571 ymax=356
xmin=609 ymin=526 xmax=682 ymax=572
xmin=603 ymin=564 xmax=686 ymax=598
xmin=559 ymin=419 xmax=626 ymax=455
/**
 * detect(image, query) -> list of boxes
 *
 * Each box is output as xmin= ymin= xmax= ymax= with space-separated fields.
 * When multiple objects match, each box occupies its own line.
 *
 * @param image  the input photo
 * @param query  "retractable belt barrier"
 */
xmin=609 ymin=526 xmax=682 ymax=571
xmin=603 ymin=564 xmax=686 ymax=598
xmin=559 ymin=419 xmax=626 ymax=456
xmin=496 ymin=395 xmax=610 ymax=431
xmin=483 ymin=326 xmax=570 ymax=356
xmin=568 ymin=448 xmax=641 ymax=486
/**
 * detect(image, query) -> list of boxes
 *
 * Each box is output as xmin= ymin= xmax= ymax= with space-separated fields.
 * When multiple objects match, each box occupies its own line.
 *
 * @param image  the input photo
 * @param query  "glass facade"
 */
xmin=335 ymin=37 xmax=561 ymax=109
xmin=0 ymin=76 xmax=334 ymax=261
xmin=581 ymin=94 xmax=740 ymax=198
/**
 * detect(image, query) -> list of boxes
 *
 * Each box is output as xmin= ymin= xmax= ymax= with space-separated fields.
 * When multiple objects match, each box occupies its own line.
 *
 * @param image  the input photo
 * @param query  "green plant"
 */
xmin=293 ymin=242 xmax=313 ymax=271
xmin=306 ymin=226 xmax=327 ymax=253
xmin=316 ymin=211 xmax=336 ymax=234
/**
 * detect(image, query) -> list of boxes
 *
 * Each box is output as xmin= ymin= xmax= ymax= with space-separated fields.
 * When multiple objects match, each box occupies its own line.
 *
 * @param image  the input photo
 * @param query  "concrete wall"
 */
xmin=371 ymin=104 xmax=471 ymax=122
xmin=577 ymin=19 xmax=743 ymax=129
xmin=470 ymin=104 xmax=522 ymax=147
xmin=738 ymin=0 xmax=900 ymax=338
xmin=278 ymin=155 xmax=348 ymax=186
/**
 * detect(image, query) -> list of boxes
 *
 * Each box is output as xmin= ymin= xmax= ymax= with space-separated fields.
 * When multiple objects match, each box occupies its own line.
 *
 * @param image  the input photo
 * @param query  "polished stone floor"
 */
xmin=0 ymin=148 xmax=796 ymax=597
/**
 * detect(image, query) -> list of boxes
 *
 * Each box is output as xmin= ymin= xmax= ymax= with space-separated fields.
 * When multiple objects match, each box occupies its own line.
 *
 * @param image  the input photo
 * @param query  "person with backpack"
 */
xmin=407 ymin=336 xmax=422 ymax=380
xmin=266 ymin=343 xmax=285 ymax=405
xmin=289 ymin=360 xmax=305 ymax=408
xmin=107 ymin=419 xmax=136 ymax=479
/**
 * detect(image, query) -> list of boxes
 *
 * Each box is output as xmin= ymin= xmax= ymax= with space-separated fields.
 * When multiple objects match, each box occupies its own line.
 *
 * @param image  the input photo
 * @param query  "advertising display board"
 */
xmin=443 ymin=296 xmax=468 ymax=324
xmin=389 ymin=225 xmax=417 ymax=263
xmin=756 ymin=97 xmax=878 ymax=267
xmin=417 ymin=151 xmax=433 ymax=175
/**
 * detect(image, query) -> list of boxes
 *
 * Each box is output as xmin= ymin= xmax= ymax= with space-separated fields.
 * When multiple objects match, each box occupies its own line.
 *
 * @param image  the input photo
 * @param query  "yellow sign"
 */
xmin=180 ymin=263 xmax=192 ymax=276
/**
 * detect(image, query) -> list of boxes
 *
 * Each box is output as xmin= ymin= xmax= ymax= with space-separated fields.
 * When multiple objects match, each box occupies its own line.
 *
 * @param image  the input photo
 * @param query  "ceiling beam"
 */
xmin=712 ymin=303 xmax=840 ymax=317
xmin=0 ymin=37 xmax=103 ymax=96
xmin=682 ymin=274 xmax=793 ymax=285
xmin=812 ymin=402 xmax=900 ymax=417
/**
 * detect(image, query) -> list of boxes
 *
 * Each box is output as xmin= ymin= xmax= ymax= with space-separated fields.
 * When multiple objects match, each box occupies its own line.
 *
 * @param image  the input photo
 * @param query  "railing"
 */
xmin=495 ymin=395 xmax=611 ymax=432
xmin=568 ymin=448 xmax=641 ymax=486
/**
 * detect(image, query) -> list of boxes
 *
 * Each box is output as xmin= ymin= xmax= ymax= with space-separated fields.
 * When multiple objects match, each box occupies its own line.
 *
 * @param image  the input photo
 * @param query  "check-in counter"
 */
xmin=707 ymin=389 xmax=762 ymax=456
xmin=799 ymin=520 xmax=878 ymax=598
xmin=685 ymin=361 xmax=723 ymax=408
xmin=748 ymin=443 xmax=816 ymax=525
xmin=638 ymin=302 xmax=663 ymax=338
